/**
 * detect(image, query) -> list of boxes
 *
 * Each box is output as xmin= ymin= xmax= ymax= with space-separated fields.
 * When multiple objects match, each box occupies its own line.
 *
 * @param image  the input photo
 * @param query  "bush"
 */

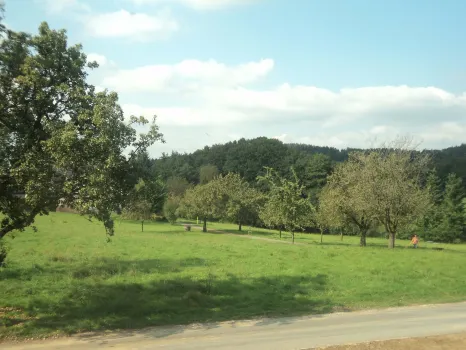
xmin=164 ymin=196 xmax=180 ymax=225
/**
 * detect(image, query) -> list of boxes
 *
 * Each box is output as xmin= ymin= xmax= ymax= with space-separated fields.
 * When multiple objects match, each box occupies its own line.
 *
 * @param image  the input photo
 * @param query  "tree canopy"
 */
xmin=352 ymin=141 xmax=431 ymax=248
xmin=319 ymin=157 xmax=374 ymax=246
xmin=153 ymin=138 xmax=466 ymax=195
xmin=0 ymin=22 xmax=163 ymax=238
xmin=210 ymin=173 xmax=264 ymax=231
xmin=177 ymin=181 xmax=224 ymax=232
xmin=258 ymin=168 xmax=315 ymax=243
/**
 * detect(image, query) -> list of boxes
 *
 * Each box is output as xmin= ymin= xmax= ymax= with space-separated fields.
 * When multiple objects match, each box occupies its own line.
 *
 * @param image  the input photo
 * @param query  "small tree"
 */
xmin=319 ymin=160 xmax=374 ymax=246
xmin=259 ymin=200 xmax=285 ymax=238
xmin=122 ymin=200 xmax=152 ymax=232
xmin=122 ymin=178 xmax=165 ymax=232
xmin=258 ymin=168 xmax=315 ymax=243
xmin=163 ymin=196 xmax=180 ymax=225
xmin=178 ymin=182 xmax=224 ymax=232
xmin=211 ymin=173 xmax=264 ymax=231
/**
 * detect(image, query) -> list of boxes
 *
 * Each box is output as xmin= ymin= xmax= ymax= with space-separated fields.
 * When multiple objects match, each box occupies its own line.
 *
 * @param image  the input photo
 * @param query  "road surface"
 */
xmin=4 ymin=302 xmax=466 ymax=350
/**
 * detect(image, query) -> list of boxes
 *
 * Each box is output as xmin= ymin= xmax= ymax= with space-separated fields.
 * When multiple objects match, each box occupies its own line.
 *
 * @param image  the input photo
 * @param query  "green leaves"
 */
xmin=258 ymin=168 xmax=315 ymax=238
xmin=0 ymin=21 xmax=164 ymax=238
xmin=321 ymin=143 xmax=431 ymax=248
xmin=210 ymin=173 xmax=264 ymax=228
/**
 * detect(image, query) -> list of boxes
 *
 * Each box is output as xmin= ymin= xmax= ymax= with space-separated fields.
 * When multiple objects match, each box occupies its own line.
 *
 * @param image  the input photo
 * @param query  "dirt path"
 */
xmin=223 ymin=232 xmax=307 ymax=245
xmin=184 ymin=224 xmax=307 ymax=245
xmin=3 ymin=302 xmax=466 ymax=349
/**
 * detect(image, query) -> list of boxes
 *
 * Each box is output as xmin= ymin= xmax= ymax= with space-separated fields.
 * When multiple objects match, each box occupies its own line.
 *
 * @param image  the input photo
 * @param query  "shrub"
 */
xmin=164 ymin=196 xmax=180 ymax=225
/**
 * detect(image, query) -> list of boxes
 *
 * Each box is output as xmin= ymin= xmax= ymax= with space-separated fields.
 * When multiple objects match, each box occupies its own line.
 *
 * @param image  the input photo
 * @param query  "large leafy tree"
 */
xmin=0 ymin=21 xmax=163 ymax=238
xmin=354 ymin=140 xmax=431 ymax=248
xmin=258 ymin=168 xmax=315 ymax=243
xmin=318 ymin=159 xmax=374 ymax=247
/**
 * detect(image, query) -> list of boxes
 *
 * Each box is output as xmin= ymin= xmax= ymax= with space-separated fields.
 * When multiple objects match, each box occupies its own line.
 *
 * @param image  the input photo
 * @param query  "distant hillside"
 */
xmin=153 ymin=138 xmax=466 ymax=188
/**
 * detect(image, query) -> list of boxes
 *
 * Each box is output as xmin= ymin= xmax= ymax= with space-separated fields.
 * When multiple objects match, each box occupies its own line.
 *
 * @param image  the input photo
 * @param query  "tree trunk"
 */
xmin=203 ymin=218 xmax=207 ymax=233
xmin=292 ymin=231 xmax=295 ymax=244
xmin=238 ymin=222 xmax=242 ymax=231
xmin=360 ymin=230 xmax=367 ymax=247
xmin=141 ymin=220 xmax=144 ymax=232
xmin=320 ymin=227 xmax=323 ymax=243
xmin=0 ymin=225 xmax=14 ymax=239
xmin=340 ymin=229 xmax=344 ymax=241
xmin=388 ymin=231 xmax=395 ymax=249
xmin=279 ymin=228 xmax=282 ymax=239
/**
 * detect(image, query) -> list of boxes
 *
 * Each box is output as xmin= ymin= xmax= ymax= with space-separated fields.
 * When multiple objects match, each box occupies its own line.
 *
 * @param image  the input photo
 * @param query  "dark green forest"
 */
xmin=152 ymin=137 xmax=466 ymax=189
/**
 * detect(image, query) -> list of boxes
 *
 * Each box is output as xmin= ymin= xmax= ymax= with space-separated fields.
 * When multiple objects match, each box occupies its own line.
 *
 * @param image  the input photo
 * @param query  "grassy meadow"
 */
xmin=1 ymin=213 xmax=466 ymax=340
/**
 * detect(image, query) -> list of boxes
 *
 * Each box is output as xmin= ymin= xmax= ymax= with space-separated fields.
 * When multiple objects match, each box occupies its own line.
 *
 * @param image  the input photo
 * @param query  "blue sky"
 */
xmin=3 ymin=0 xmax=466 ymax=156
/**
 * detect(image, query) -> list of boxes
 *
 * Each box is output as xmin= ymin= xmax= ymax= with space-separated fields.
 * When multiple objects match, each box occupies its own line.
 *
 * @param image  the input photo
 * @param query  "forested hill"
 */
xmin=153 ymin=137 xmax=466 ymax=186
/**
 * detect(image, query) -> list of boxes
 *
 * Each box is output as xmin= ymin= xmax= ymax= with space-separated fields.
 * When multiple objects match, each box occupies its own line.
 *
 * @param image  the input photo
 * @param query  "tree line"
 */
xmin=151 ymin=138 xmax=465 ymax=249
xmin=152 ymin=138 xmax=466 ymax=192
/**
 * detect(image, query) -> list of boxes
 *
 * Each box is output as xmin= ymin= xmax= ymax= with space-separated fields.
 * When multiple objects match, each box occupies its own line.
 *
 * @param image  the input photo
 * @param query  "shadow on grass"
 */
xmin=0 ymin=257 xmax=210 ymax=282
xmin=18 ymin=273 xmax=332 ymax=340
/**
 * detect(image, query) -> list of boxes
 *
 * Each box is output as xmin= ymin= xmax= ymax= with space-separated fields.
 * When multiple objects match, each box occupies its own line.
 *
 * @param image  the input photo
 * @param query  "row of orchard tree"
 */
xmin=157 ymin=138 xmax=465 ymax=249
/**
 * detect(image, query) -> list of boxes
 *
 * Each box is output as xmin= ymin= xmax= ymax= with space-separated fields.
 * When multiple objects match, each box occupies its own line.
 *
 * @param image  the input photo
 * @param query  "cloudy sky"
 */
xmin=4 ymin=0 xmax=466 ymax=156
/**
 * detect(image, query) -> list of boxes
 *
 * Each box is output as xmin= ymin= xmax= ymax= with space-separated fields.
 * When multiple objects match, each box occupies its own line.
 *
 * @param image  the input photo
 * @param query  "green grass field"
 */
xmin=184 ymin=219 xmax=461 ymax=250
xmin=1 ymin=213 xmax=466 ymax=340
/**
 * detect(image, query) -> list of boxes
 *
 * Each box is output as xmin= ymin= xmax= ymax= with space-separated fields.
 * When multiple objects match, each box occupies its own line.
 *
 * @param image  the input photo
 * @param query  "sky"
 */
xmin=3 ymin=0 xmax=466 ymax=157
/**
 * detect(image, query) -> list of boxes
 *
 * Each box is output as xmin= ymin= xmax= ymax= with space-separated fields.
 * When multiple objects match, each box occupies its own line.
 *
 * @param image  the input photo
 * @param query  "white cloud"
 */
xmin=85 ymin=9 xmax=178 ymax=40
xmin=38 ymin=1 xmax=178 ymax=41
xmin=103 ymin=58 xmax=274 ymax=92
xmin=122 ymin=104 xmax=248 ymax=126
xmin=421 ymin=122 xmax=466 ymax=144
xmin=273 ymin=134 xmax=289 ymax=142
xmin=86 ymin=53 xmax=108 ymax=66
xmin=39 ymin=0 xmax=90 ymax=14
xmin=130 ymin=0 xmax=258 ymax=11
xmin=95 ymin=57 xmax=466 ymax=153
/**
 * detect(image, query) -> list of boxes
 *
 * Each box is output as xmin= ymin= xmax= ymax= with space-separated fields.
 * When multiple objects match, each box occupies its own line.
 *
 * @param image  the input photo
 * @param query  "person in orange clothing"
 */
xmin=411 ymin=234 xmax=419 ymax=248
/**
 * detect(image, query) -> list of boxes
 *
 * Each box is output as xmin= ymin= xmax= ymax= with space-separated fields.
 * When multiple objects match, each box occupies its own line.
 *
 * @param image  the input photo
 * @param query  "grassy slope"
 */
xmin=1 ymin=213 xmax=466 ymax=340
